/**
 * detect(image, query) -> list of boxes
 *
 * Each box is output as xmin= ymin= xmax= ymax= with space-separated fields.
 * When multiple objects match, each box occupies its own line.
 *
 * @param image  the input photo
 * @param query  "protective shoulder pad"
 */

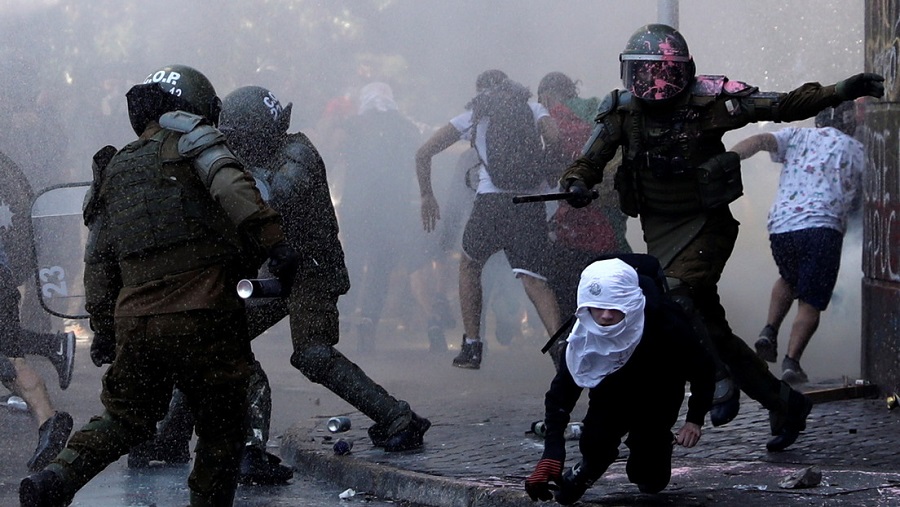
xmin=159 ymin=110 xmax=207 ymax=133
xmin=162 ymin=115 xmax=239 ymax=188
xmin=692 ymin=75 xmax=759 ymax=97
xmin=176 ymin=123 xmax=227 ymax=158
xmin=594 ymin=89 xmax=621 ymax=122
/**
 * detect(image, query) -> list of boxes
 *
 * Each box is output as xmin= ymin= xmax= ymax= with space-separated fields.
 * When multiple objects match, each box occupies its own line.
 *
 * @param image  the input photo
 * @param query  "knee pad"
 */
xmin=290 ymin=344 xmax=338 ymax=383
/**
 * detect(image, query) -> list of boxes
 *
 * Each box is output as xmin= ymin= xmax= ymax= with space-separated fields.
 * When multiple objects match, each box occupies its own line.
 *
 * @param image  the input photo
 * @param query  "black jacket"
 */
xmin=541 ymin=276 xmax=715 ymax=462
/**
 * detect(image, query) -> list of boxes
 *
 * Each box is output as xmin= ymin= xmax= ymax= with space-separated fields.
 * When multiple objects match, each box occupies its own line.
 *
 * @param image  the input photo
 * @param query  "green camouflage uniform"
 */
xmin=561 ymin=76 xmax=844 ymax=427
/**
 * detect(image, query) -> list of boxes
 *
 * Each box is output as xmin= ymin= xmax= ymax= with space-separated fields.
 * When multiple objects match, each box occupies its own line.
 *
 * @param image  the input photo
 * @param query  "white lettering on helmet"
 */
xmin=263 ymin=92 xmax=282 ymax=120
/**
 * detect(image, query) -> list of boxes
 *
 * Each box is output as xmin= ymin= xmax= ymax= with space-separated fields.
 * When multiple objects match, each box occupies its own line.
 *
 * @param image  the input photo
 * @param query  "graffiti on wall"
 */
xmin=868 ymin=0 xmax=900 ymax=100
xmin=862 ymin=117 xmax=900 ymax=282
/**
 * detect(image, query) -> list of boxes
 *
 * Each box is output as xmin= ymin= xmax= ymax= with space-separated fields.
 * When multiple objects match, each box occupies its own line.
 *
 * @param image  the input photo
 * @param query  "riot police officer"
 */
xmin=19 ymin=64 xmax=298 ymax=507
xmin=134 ymin=85 xmax=431 ymax=468
xmin=560 ymin=24 xmax=883 ymax=454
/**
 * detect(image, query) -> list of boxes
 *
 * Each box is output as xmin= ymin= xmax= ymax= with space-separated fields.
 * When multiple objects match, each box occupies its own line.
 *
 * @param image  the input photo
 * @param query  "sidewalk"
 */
xmin=281 ymin=379 xmax=900 ymax=507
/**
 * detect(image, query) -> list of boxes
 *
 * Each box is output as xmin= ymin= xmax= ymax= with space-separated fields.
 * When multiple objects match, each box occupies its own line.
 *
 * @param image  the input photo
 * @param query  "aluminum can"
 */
xmin=327 ymin=416 xmax=352 ymax=433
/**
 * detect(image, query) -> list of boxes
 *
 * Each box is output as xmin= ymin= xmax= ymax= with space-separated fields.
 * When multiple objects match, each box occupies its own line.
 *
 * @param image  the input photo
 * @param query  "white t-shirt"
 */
xmin=449 ymin=102 xmax=550 ymax=194
xmin=767 ymin=126 xmax=863 ymax=235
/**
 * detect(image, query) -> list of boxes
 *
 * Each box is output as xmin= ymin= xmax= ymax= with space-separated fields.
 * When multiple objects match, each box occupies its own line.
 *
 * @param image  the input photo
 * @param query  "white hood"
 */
xmin=565 ymin=258 xmax=646 ymax=388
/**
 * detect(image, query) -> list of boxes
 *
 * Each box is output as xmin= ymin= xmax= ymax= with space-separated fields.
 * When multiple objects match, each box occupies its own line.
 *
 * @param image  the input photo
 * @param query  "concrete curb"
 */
xmin=282 ymin=427 xmax=532 ymax=507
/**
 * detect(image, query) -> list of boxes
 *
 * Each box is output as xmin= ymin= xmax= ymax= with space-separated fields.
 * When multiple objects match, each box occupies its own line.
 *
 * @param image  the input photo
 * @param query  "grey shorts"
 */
xmin=462 ymin=193 xmax=552 ymax=279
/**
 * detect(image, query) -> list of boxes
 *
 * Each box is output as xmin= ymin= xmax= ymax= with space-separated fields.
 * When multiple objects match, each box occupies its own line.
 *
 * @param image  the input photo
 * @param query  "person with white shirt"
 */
xmin=415 ymin=69 xmax=561 ymax=369
xmin=731 ymin=100 xmax=864 ymax=385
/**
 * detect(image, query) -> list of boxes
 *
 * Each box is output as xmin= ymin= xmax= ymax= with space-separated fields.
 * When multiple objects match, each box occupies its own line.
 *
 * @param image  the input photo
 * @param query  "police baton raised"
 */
xmin=512 ymin=189 xmax=599 ymax=204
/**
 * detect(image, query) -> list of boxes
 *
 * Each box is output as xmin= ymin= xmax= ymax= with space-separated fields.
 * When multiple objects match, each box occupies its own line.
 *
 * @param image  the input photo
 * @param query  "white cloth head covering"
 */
xmin=358 ymin=82 xmax=398 ymax=115
xmin=565 ymin=258 xmax=646 ymax=388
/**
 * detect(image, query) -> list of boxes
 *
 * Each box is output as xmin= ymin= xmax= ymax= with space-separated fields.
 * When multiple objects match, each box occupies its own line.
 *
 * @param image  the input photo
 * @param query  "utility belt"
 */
xmin=614 ymin=152 xmax=743 ymax=217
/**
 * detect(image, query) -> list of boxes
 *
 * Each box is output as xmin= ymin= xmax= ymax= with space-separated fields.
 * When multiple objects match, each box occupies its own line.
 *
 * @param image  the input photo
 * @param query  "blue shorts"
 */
xmin=462 ymin=193 xmax=552 ymax=279
xmin=769 ymin=228 xmax=843 ymax=311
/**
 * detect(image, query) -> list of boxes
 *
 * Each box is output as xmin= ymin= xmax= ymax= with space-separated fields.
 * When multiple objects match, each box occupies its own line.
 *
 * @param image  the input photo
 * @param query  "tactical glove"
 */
xmin=267 ymin=241 xmax=300 ymax=291
xmin=563 ymin=179 xmax=593 ymax=209
xmin=525 ymin=458 xmax=563 ymax=501
xmin=90 ymin=332 xmax=116 ymax=367
xmin=836 ymin=73 xmax=885 ymax=100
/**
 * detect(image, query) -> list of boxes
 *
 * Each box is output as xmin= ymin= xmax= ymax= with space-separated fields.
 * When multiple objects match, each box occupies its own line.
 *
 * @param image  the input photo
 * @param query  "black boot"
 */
xmin=20 ymin=469 xmax=73 ymax=507
xmin=238 ymin=447 xmax=293 ymax=485
xmin=379 ymin=413 xmax=431 ymax=452
xmin=555 ymin=462 xmax=598 ymax=505
xmin=128 ymin=390 xmax=193 ymax=468
xmin=27 ymin=412 xmax=73 ymax=472
xmin=767 ymin=384 xmax=813 ymax=452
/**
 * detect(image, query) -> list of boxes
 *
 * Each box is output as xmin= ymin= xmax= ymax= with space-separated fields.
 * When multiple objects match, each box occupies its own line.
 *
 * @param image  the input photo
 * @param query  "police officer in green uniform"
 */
xmin=560 ymin=24 xmax=884 ymax=453
xmin=218 ymin=86 xmax=430 ymax=453
xmin=130 ymin=85 xmax=431 ymax=472
xmin=19 ymin=64 xmax=299 ymax=507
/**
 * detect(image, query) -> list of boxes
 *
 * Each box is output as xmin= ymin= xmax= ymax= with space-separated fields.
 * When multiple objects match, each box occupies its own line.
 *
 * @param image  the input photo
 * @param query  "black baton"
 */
xmin=512 ymin=189 xmax=599 ymax=204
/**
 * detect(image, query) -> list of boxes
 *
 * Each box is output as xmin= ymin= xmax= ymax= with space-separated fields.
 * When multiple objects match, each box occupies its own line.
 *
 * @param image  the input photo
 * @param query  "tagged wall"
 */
xmin=863 ymin=1 xmax=900 ymax=391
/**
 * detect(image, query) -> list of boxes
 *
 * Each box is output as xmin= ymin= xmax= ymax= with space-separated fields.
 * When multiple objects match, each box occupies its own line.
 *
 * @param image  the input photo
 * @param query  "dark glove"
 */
xmin=563 ymin=179 xmax=593 ymax=209
xmin=267 ymin=241 xmax=300 ymax=291
xmin=836 ymin=72 xmax=885 ymax=100
xmin=525 ymin=458 xmax=563 ymax=501
xmin=90 ymin=332 xmax=116 ymax=367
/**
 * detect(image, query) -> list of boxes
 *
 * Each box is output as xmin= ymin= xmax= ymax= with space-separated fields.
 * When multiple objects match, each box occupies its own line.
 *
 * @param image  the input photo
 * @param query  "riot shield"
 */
xmin=31 ymin=183 xmax=91 ymax=319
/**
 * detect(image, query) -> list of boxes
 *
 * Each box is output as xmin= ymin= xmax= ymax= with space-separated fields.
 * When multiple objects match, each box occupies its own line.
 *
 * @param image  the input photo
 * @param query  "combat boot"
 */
xmin=19 ymin=469 xmax=73 ymax=507
xmin=238 ymin=447 xmax=293 ymax=485
xmin=369 ymin=410 xmax=432 ymax=452
xmin=767 ymin=384 xmax=813 ymax=452
xmin=555 ymin=461 xmax=598 ymax=505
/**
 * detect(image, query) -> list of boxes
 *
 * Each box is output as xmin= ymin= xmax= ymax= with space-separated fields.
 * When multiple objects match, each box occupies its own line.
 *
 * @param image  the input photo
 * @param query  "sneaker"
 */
xmin=452 ymin=336 xmax=482 ymax=369
xmin=27 ymin=411 xmax=73 ymax=472
xmin=754 ymin=325 xmax=778 ymax=363
xmin=555 ymin=462 xmax=597 ymax=505
xmin=238 ymin=447 xmax=293 ymax=485
xmin=127 ymin=437 xmax=191 ymax=468
xmin=20 ymin=469 xmax=73 ymax=507
xmin=381 ymin=413 xmax=431 ymax=452
xmin=781 ymin=356 xmax=809 ymax=385
xmin=49 ymin=332 xmax=76 ymax=390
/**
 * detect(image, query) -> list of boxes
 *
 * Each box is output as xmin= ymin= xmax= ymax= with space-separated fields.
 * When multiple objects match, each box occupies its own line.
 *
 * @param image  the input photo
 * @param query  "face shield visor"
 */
xmin=620 ymin=55 xmax=693 ymax=102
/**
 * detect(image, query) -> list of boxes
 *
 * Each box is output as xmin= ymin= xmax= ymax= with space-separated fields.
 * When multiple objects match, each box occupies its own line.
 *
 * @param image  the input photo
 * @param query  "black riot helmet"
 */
xmin=815 ymin=100 xmax=857 ymax=137
xmin=125 ymin=64 xmax=222 ymax=135
xmin=620 ymin=24 xmax=695 ymax=103
xmin=218 ymin=85 xmax=293 ymax=167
